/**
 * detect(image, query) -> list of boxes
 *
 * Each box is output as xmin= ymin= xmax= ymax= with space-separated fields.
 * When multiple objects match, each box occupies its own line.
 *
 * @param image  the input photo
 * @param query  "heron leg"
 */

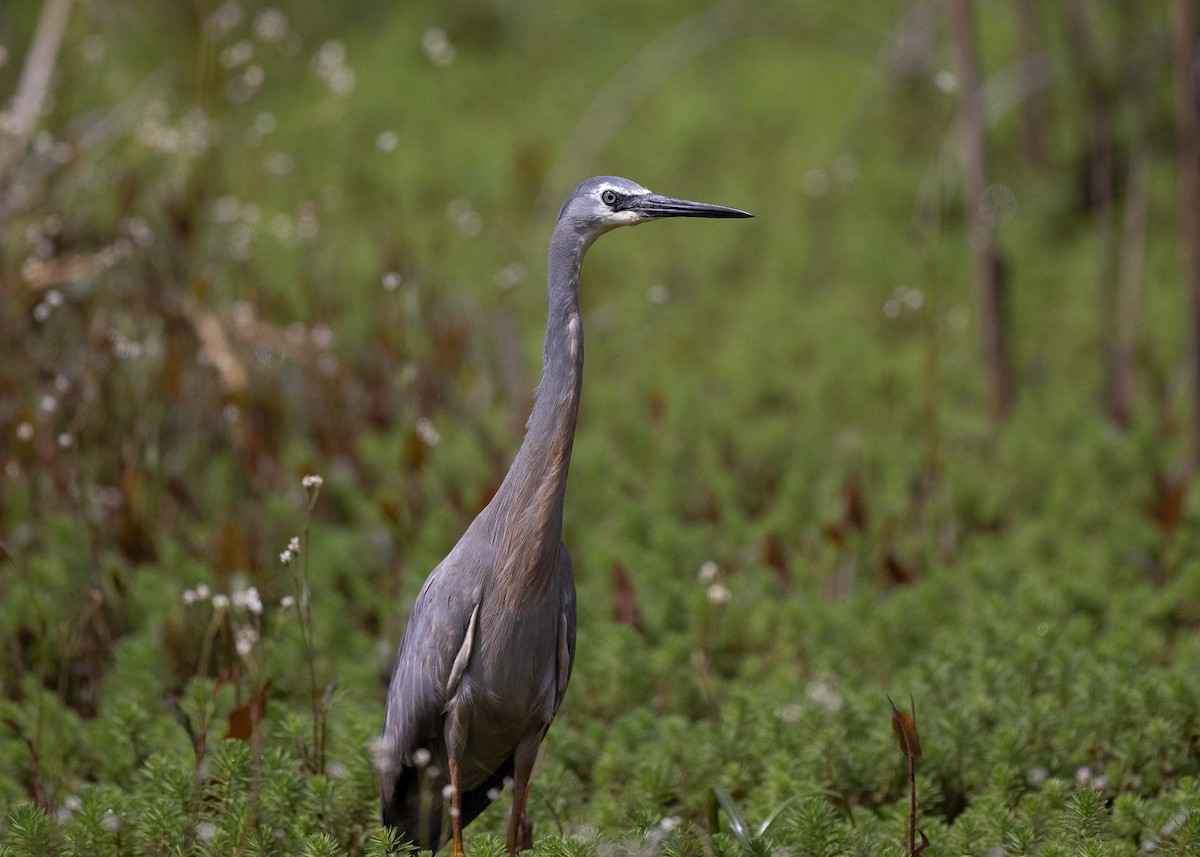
xmin=515 ymin=786 xmax=533 ymax=851
xmin=505 ymin=779 xmax=531 ymax=855
xmin=449 ymin=756 xmax=465 ymax=857
xmin=505 ymin=735 xmax=541 ymax=855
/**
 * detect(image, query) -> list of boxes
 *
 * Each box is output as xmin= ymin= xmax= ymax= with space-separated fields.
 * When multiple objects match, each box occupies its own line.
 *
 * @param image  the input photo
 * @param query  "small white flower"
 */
xmin=1074 ymin=766 xmax=1092 ymax=787
xmin=494 ymin=262 xmax=526 ymax=290
xmin=368 ymin=736 xmax=390 ymax=771
xmin=302 ymin=474 xmax=323 ymax=489
xmin=376 ymin=131 xmax=399 ymax=152
xmin=280 ymin=595 xmax=296 ymax=609
xmin=231 ymin=587 xmax=262 ymax=615
xmin=442 ymin=783 xmax=456 ymax=800
xmin=280 ymin=549 xmax=293 ymax=565
xmin=935 ymin=70 xmax=958 ymax=93
xmin=196 ymin=819 xmax=217 ymax=842
xmin=183 ymin=589 xmax=197 ymax=606
xmin=16 ymin=422 xmax=34 ymax=442
xmin=288 ymin=536 xmax=300 ymax=553
xmin=101 ymin=809 xmax=120 ymax=832
xmin=802 ymin=168 xmax=830 ymax=198
xmin=235 ymin=625 xmax=259 ymax=656
xmin=777 ymin=704 xmax=803 ymax=723
xmin=415 ymin=417 xmax=440 ymax=446
xmin=421 ymin=27 xmax=456 ymax=67
xmin=413 ymin=748 xmax=431 ymax=768
xmin=253 ymin=8 xmax=287 ymax=42
xmin=195 ymin=584 xmax=211 ymax=601
xmin=706 ymin=583 xmax=732 ymax=605
xmin=212 ymin=594 xmax=230 ymax=609
xmin=697 ymin=561 xmax=719 ymax=584
xmin=805 ymin=679 xmax=843 ymax=715
xmin=310 ymin=324 xmax=334 ymax=349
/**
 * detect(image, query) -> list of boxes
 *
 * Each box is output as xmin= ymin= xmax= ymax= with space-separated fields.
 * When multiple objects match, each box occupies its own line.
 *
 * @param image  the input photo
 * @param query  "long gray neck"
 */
xmin=488 ymin=225 xmax=588 ymax=599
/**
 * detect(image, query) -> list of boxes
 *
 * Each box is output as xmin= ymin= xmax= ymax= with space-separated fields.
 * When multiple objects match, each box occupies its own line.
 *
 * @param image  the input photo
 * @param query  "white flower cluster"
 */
xmin=311 ymin=40 xmax=355 ymax=95
xmin=181 ymin=583 xmax=264 ymax=616
xmin=231 ymin=587 xmax=263 ymax=615
xmin=697 ymin=560 xmax=732 ymax=605
xmin=235 ymin=625 xmax=260 ymax=656
xmin=32 ymin=288 xmax=63 ymax=323
xmin=181 ymin=583 xmax=213 ymax=605
xmin=279 ymin=535 xmax=301 ymax=565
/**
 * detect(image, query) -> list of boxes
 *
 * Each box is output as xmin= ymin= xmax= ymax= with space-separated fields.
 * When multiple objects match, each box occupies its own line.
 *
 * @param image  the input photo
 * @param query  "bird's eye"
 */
xmin=601 ymin=190 xmax=619 ymax=206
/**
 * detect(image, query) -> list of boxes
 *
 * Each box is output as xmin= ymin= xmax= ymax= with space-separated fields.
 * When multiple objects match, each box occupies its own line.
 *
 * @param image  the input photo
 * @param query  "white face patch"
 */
xmin=589 ymin=182 xmax=651 ymax=227
xmin=561 ymin=177 xmax=656 ymax=233
xmin=595 ymin=180 xmax=651 ymax=199
xmin=608 ymin=209 xmax=645 ymax=226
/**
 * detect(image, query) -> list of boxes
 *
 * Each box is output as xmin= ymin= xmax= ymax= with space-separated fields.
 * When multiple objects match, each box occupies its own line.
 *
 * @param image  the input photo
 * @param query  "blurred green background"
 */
xmin=2 ymin=1 xmax=1200 ymax=855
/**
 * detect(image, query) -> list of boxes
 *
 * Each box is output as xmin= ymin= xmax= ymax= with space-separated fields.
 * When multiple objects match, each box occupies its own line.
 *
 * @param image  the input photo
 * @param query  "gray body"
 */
xmin=379 ymin=177 xmax=751 ymax=854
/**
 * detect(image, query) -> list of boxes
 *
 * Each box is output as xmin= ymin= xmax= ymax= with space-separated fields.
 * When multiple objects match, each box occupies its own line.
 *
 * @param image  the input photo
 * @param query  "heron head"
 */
xmin=559 ymin=176 xmax=753 ymax=238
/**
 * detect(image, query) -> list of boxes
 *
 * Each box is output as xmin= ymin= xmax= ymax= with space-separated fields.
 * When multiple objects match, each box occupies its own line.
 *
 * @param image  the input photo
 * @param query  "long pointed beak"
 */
xmin=620 ymin=193 xmax=753 ymax=219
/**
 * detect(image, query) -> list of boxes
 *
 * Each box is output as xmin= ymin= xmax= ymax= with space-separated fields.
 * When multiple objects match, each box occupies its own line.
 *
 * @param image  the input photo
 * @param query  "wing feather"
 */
xmin=379 ymin=535 xmax=491 ymax=847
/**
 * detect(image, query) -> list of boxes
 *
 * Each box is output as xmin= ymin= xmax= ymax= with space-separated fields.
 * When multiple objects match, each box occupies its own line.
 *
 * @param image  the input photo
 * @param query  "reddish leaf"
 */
xmin=611 ymin=562 xmax=643 ymax=630
xmin=823 ymin=522 xmax=847 ymax=547
xmin=215 ymin=520 xmax=250 ymax=578
xmin=843 ymin=475 xmax=868 ymax=532
xmin=762 ymin=532 xmax=791 ymax=589
xmin=379 ymin=497 xmax=401 ymax=526
xmin=1147 ymin=469 xmax=1189 ymax=535
xmin=889 ymin=695 xmax=922 ymax=758
xmin=225 ymin=680 xmax=271 ymax=740
xmin=883 ymin=547 xmax=918 ymax=586
xmin=116 ymin=507 xmax=157 ymax=564
xmin=2 ymin=719 xmax=46 ymax=809
xmin=648 ymin=390 xmax=666 ymax=424
xmin=403 ymin=428 xmax=428 ymax=470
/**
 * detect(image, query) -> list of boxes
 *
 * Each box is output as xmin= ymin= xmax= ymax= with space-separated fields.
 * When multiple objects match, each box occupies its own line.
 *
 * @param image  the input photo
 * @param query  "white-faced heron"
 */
xmin=379 ymin=176 xmax=752 ymax=856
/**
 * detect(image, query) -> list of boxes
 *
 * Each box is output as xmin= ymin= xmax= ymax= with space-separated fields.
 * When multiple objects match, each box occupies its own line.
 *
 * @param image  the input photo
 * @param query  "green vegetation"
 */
xmin=1 ymin=1 xmax=1198 ymax=855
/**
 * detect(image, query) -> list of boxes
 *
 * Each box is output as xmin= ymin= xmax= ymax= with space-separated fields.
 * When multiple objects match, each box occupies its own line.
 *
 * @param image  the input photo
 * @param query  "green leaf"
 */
xmin=707 ymin=787 xmax=753 ymax=848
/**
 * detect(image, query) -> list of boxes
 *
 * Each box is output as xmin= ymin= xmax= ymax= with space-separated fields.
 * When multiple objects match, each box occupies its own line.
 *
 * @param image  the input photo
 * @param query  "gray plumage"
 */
xmin=379 ymin=176 xmax=751 ymax=856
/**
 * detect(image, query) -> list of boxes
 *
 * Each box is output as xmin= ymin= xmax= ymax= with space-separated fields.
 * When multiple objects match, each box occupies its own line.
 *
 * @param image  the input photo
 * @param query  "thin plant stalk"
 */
xmin=287 ymin=474 xmax=326 ymax=773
